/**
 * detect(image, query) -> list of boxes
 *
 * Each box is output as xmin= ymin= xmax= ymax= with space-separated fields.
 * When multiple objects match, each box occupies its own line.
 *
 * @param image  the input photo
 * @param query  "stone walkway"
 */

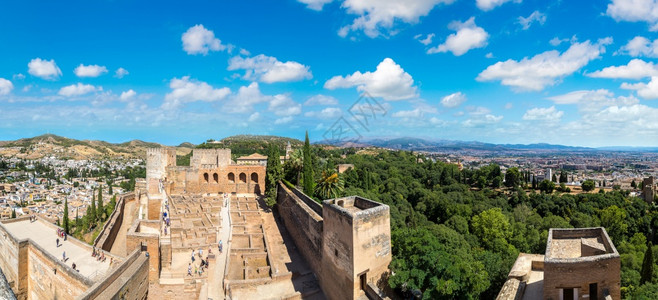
xmin=109 ymin=199 xmax=136 ymax=257
xmin=3 ymin=219 xmax=111 ymax=280
xmin=208 ymin=194 xmax=231 ymax=300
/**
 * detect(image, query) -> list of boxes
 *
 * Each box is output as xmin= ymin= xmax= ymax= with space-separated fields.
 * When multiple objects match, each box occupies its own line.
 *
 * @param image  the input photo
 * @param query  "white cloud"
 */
xmin=13 ymin=74 xmax=25 ymax=80
xmin=305 ymin=107 xmax=342 ymax=119
xmin=485 ymin=52 xmax=494 ymax=58
xmin=115 ymin=68 xmax=129 ymax=78
xmin=441 ymin=92 xmax=466 ymax=108
xmin=518 ymin=11 xmax=546 ymax=30
xmin=297 ymin=0 xmax=334 ymax=10
xmin=163 ymin=76 xmax=231 ymax=110
xmin=477 ymin=39 xmax=611 ymax=91
xmin=619 ymin=36 xmax=658 ymax=57
xmin=505 ymin=102 xmax=513 ymax=109
xmin=58 ymin=83 xmax=101 ymax=97
xmin=324 ymin=58 xmax=418 ymax=100
xmin=228 ymin=54 xmax=312 ymax=83
xmin=621 ymin=76 xmax=658 ymax=99
xmin=466 ymin=105 xmax=491 ymax=115
xmin=522 ymin=106 xmax=564 ymax=122
xmin=588 ymin=59 xmax=658 ymax=79
xmin=337 ymin=0 xmax=455 ymax=38
xmin=392 ymin=108 xmax=425 ymax=118
xmin=74 ymin=64 xmax=108 ymax=77
xmin=275 ymin=116 xmax=294 ymax=124
xmin=28 ymin=58 xmax=62 ymax=80
xmin=428 ymin=17 xmax=488 ymax=56
xmin=607 ymin=0 xmax=658 ymax=30
xmin=415 ymin=33 xmax=435 ymax=45
xmin=182 ymin=24 xmax=226 ymax=55
xmin=462 ymin=114 xmax=503 ymax=127
xmin=268 ymin=94 xmax=302 ymax=117
xmin=547 ymin=89 xmax=640 ymax=113
xmin=0 ymin=78 xmax=13 ymax=95
xmin=120 ymin=89 xmax=137 ymax=101
xmin=248 ymin=112 xmax=260 ymax=122
xmin=305 ymin=94 xmax=339 ymax=106
xmin=476 ymin=0 xmax=520 ymax=11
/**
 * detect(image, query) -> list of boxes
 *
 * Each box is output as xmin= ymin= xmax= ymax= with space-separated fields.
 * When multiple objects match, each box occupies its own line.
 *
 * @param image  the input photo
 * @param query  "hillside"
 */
xmin=197 ymin=135 xmax=303 ymax=158
xmin=0 ymin=134 xmax=191 ymax=160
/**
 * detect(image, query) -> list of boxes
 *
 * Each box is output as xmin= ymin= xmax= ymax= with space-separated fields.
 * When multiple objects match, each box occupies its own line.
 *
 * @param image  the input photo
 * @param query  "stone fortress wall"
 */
xmin=0 ymin=216 xmax=149 ymax=300
xmin=145 ymin=147 xmax=265 ymax=197
xmin=276 ymin=182 xmax=391 ymax=300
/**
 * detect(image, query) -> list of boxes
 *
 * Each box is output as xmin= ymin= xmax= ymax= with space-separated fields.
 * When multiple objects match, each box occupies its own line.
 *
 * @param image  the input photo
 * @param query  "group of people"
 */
xmin=29 ymin=215 xmax=37 ymax=222
xmin=187 ymin=247 xmax=213 ymax=276
xmin=92 ymin=247 xmax=107 ymax=262
xmin=56 ymin=228 xmax=67 ymax=240
xmin=162 ymin=201 xmax=171 ymax=236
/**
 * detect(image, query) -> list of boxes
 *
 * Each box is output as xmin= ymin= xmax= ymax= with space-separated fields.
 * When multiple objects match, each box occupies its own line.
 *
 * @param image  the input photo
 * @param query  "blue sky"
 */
xmin=1 ymin=0 xmax=658 ymax=147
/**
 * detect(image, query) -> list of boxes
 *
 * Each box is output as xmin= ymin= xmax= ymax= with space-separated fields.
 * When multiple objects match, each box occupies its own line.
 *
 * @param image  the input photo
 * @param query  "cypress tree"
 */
xmin=641 ymin=242 xmax=654 ymax=284
xmin=303 ymin=131 xmax=314 ymax=196
xmin=265 ymin=144 xmax=283 ymax=207
xmin=11 ymin=210 xmax=15 ymax=219
xmin=89 ymin=188 xmax=96 ymax=225
xmin=97 ymin=186 xmax=104 ymax=221
xmin=63 ymin=198 xmax=69 ymax=234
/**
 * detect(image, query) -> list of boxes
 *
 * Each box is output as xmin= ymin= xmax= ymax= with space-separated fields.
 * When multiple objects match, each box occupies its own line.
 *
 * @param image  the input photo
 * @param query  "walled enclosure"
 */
xmin=0 ymin=216 xmax=149 ymax=300
xmin=276 ymin=183 xmax=391 ymax=300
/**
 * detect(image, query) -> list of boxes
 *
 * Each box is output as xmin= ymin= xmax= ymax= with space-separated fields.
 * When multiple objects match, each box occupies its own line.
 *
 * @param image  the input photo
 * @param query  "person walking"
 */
xmin=56 ymin=238 xmax=59 ymax=247
xmin=187 ymin=263 xmax=192 ymax=276
xmin=191 ymin=250 xmax=195 ymax=262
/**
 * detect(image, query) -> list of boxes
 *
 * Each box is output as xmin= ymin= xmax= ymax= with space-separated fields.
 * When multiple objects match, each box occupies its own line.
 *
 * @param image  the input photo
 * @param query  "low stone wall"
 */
xmin=94 ymin=192 xmax=135 ymax=251
xmin=78 ymin=249 xmax=149 ymax=300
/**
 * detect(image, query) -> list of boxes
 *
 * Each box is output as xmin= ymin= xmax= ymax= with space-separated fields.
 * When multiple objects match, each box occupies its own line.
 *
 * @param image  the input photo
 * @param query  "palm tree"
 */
xmin=287 ymin=148 xmax=303 ymax=185
xmin=315 ymin=170 xmax=344 ymax=200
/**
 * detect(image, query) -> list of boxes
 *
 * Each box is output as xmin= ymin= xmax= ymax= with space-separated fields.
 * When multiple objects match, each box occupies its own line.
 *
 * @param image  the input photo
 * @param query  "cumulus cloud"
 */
xmin=120 ymin=89 xmax=137 ymax=101
xmin=414 ymin=33 xmax=435 ymax=45
xmin=0 ymin=78 xmax=13 ymax=95
xmin=522 ymin=106 xmax=564 ymax=122
xmin=58 ymin=83 xmax=101 ymax=97
xmin=477 ymin=39 xmax=611 ymax=91
xmin=621 ymin=76 xmax=658 ymax=99
xmin=248 ymin=112 xmax=260 ymax=122
xmin=74 ymin=64 xmax=108 ymax=78
xmin=588 ymin=59 xmax=658 ymax=79
xmin=182 ymin=24 xmax=226 ymax=55
xmin=163 ymin=76 xmax=231 ymax=110
xmin=337 ymin=0 xmax=455 ymax=38
xmin=619 ymin=36 xmax=658 ymax=57
xmin=441 ymin=92 xmax=466 ymax=108
xmin=304 ymin=94 xmax=339 ymax=106
xmin=324 ymin=58 xmax=418 ymax=100
xmin=228 ymin=54 xmax=312 ymax=83
xmin=547 ymin=89 xmax=640 ymax=113
xmin=462 ymin=114 xmax=503 ymax=127
xmin=607 ymin=0 xmax=658 ymax=30
xmin=275 ymin=116 xmax=294 ymax=124
xmin=392 ymin=108 xmax=425 ymax=118
xmin=297 ymin=0 xmax=334 ymax=10
xmin=28 ymin=58 xmax=62 ymax=80
xmin=268 ymin=94 xmax=302 ymax=117
xmin=428 ymin=17 xmax=488 ymax=56
xmin=115 ymin=68 xmax=129 ymax=78
xmin=518 ymin=11 xmax=546 ymax=30
xmin=476 ymin=0 xmax=520 ymax=11
xmin=305 ymin=107 xmax=342 ymax=119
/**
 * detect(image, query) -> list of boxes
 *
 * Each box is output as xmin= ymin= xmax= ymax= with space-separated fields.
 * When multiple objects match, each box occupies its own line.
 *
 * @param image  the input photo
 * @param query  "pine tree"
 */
xmin=303 ymin=131 xmax=314 ymax=196
xmin=63 ymin=198 xmax=69 ymax=234
xmin=97 ymin=186 xmax=104 ymax=222
xmin=641 ymin=242 xmax=654 ymax=284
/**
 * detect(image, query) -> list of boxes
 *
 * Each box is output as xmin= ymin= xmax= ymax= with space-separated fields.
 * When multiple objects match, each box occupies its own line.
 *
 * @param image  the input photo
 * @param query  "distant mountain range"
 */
xmin=321 ymin=137 xmax=658 ymax=153
xmin=1 ymin=134 xmax=656 ymax=160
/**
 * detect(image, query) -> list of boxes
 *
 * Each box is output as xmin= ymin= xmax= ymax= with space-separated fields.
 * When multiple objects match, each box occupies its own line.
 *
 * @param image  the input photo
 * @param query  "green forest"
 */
xmin=268 ymin=142 xmax=658 ymax=299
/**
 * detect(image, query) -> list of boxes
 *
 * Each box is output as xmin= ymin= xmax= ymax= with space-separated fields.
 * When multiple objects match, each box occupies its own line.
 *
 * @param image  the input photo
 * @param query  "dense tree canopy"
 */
xmin=289 ymin=147 xmax=658 ymax=299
